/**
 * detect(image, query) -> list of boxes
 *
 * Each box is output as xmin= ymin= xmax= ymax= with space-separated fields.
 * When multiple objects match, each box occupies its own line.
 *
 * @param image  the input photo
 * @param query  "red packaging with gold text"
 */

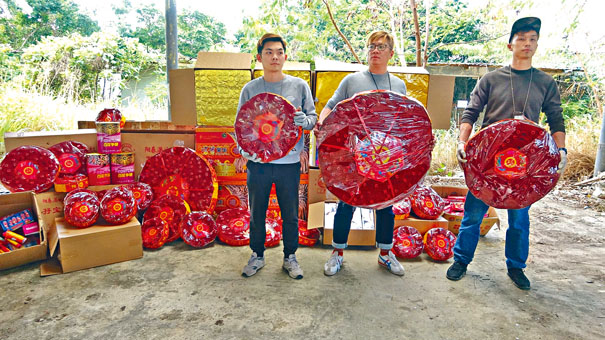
xmin=110 ymin=152 xmax=135 ymax=184
xmin=86 ymin=153 xmax=111 ymax=185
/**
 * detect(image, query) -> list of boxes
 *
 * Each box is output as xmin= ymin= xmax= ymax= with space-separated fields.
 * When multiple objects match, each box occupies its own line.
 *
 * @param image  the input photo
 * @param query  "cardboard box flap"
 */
xmin=0 ymin=191 xmax=33 ymax=213
xmin=4 ymin=129 xmax=97 ymax=153
xmin=40 ymin=257 xmax=63 ymax=276
xmin=387 ymin=66 xmax=430 ymax=75
xmin=195 ymin=52 xmax=252 ymax=69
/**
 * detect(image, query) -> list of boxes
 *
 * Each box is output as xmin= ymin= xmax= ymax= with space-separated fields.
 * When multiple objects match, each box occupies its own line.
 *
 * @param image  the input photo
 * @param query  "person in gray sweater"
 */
xmin=237 ymin=33 xmax=317 ymax=279
xmin=446 ymin=17 xmax=568 ymax=290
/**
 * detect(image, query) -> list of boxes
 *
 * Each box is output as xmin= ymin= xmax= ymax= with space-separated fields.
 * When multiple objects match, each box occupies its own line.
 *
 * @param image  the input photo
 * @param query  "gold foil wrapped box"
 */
xmin=195 ymin=69 xmax=251 ymax=126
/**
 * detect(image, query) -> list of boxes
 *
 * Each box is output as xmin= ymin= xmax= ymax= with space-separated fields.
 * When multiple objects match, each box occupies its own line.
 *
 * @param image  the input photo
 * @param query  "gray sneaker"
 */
xmin=324 ymin=251 xmax=343 ymax=276
xmin=282 ymin=254 xmax=303 ymax=279
xmin=242 ymin=252 xmax=265 ymax=277
xmin=378 ymin=251 xmax=405 ymax=276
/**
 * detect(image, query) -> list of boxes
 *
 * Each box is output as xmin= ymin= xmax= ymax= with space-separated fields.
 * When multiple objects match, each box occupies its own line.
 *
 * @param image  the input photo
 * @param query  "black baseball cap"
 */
xmin=509 ymin=17 xmax=541 ymax=43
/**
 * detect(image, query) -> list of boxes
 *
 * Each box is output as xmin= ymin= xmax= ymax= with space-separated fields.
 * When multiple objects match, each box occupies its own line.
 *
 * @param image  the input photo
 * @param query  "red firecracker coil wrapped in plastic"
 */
xmin=96 ymin=108 xmax=125 ymax=129
xmin=264 ymin=218 xmax=282 ymax=248
xmin=127 ymin=182 xmax=154 ymax=211
xmin=318 ymin=90 xmax=434 ymax=209
xmin=100 ymin=186 xmax=137 ymax=225
xmin=143 ymin=194 xmax=190 ymax=243
xmin=411 ymin=185 xmax=446 ymax=220
xmin=423 ymin=227 xmax=457 ymax=261
xmin=64 ymin=191 xmax=100 ymax=228
xmin=180 ymin=211 xmax=217 ymax=248
xmin=65 ymin=188 xmax=96 ymax=202
xmin=0 ymin=146 xmax=60 ymax=193
xmin=393 ymin=226 xmax=424 ymax=259
xmin=48 ymin=141 xmax=89 ymax=176
xmin=392 ymin=197 xmax=412 ymax=219
xmin=216 ymin=208 xmax=250 ymax=246
xmin=141 ymin=217 xmax=169 ymax=249
xmin=139 ymin=147 xmax=218 ymax=213
xmin=462 ymin=119 xmax=561 ymax=209
xmin=298 ymin=220 xmax=320 ymax=247
xmin=235 ymin=92 xmax=301 ymax=163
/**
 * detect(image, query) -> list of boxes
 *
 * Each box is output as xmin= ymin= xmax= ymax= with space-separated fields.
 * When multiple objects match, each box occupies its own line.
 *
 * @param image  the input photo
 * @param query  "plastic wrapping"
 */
xmin=392 ymin=197 xmax=411 ymax=219
xmin=0 ymin=145 xmax=60 ymax=193
xmin=127 ymin=182 xmax=154 ymax=211
xmin=298 ymin=220 xmax=320 ymax=247
xmin=48 ymin=141 xmax=89 ymax=176
xmin=216 ymin=208 xmax=250 ymax=246
xmin=235 ymin=92 xmax=301 ymax=163
xmin=411 ymin=185 xmax=446 ymax=220
xmin=318 ymin=90 xmax=434 ymax=209
xmin=392 ymin=226 xmax=424 ymax=259
xmin=139 ymin=147 xmax=218 ymax=213
xmin=180 ymin=211 xmax=217 ymax=248
xmin=423 ymin=227 xmax=456 ymax=261
xmin=96 ymin=108 xmax=125 ymax=128
xmin=86 ymin=153 xmax=111 ymax=185
xmin=462 ymin=119 xmax=561 ymax=209
xmin=63 ymin=191 xmax=100 ymax=228
xmin=143 ymin=194 xmax=190 ymax=243
xmin=110 ymin=153 xmax=135 ymax=184
xmin=264 ymin=218 xmax=282 ymax=248
xmin=195 ymin=70 xmax=251 ymax=126
xmin=141 ymin=217 xmax=169 ymax=249
xmin=100 ymin=186 xmax=137 ymax=225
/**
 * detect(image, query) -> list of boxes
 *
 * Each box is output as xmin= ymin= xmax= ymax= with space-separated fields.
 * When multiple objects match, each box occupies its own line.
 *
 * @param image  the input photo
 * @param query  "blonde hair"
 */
xmin=367 ymin=31 xmax=394 ymax=49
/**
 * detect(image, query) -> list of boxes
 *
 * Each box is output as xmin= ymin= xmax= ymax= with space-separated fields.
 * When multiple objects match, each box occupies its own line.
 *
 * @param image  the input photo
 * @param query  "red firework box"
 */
xmin=54 ymin=174 xmax=89 ymax=193
xmin=0 ymin=208 xmax=35 ymax=232
xmin=96 ymin=122 xmax=121 ymax=154
xmin=110 ymin=152 xmax=135 ymax=184
xmin=86 ymin=153 xmax=111 ymax=185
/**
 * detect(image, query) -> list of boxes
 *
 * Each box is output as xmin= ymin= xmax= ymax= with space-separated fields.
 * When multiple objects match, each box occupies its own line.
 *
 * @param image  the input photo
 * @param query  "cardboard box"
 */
xmin=308 ymin=167 xmax=338 ymax=204
xmin=40 ymin=217 xmax=142 ymax=275
xmin=0 ymin=192 xmax=47 ymax=271
xmin=169 ymin=68 xmax=197 ymax=126
xmin=426 ymin=75 xmax=455 ymax=130
xmin=4 ymin=129 xmax=97 ymax=153
xmin=394 ymin=216 xmax=449 ymax=235
xmin=321 ymin=202 xmax=376 ymax=246
xmin=431 ymin=185 xmax=500 ymax=236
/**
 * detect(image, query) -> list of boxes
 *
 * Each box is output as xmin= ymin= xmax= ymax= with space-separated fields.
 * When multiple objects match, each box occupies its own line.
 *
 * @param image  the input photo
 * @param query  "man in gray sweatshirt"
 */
xmin=237 ymin=33 xmax=317 ymax=279
xmin=446 ymin=17 xmax=567 ymax=290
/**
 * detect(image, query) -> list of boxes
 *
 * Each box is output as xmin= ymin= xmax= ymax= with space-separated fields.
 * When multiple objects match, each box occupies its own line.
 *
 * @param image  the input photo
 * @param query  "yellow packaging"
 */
xmin=195 ymin=70 xmax=251 ymax=126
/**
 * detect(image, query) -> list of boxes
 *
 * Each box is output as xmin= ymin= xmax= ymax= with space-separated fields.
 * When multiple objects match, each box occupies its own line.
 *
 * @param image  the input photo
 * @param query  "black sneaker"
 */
xmin=507 ymin=268 xmax=531 ymax=290
xmin=446 ymin=261 xmax=467 ymax=281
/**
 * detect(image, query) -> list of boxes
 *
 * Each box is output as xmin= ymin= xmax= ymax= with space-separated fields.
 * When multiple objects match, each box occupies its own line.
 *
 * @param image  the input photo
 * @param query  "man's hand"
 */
xmin=238 ymin=146 xmax=261 ymax=163
xmin=557 ymin=148 xmax=568 ymax=174
xmin=456 ymin=141 xmax=467 ymax=164
xmin=313 ymin=121 xmax=322 ymax=141
xmin=294 ymin=107 xmax=314 ymax=130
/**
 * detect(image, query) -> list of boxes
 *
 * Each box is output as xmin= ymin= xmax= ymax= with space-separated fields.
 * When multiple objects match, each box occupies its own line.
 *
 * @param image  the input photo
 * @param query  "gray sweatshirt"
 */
xmin=325 ymin=69 xmax=407 ymax=110
xmin=237 ymin=74 xmax=317 ymax=164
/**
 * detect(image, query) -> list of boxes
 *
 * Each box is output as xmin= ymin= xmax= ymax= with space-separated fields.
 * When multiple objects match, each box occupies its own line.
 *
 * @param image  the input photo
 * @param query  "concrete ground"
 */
xmin=0 ymin=195 xmax=604 ymax=340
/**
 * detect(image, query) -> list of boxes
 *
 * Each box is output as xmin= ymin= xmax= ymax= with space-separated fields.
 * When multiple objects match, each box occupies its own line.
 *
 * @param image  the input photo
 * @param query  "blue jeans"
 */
xmin=453 ymin=191 xmax=530 ymax=269
xmin=332 ymin=201 xmax=394 ymax=250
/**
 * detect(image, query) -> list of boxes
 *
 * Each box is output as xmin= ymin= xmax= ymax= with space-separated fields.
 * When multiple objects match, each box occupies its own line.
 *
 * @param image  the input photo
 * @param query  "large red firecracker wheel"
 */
xmin=392 ymin=226 xmax=424 ymax=259
xmin=216 ymin=208 xmax=250 ymax=246
xmin=180 ymin=211 xmax=218 ymax=248
xmin=143 ymin=194 xmax=190 ymax=243
xmin=141 ymin=217 xmax=170 ymax=249
xmin=127 ymin=182 xmax=154 ymax=211
xmin=64 ymin=188 xmax=96 ymax=202
xmin=96 ymin=108 xmax=125 ymax=129
xmin=298 ymin=220 xmax=320 ymax=247
xmin=49 ymin=141 xmax=89 ymax=176
xmin=392 ymin=197 xmax=411 ymax=219
xmin=264 ymin=218 xmax=282 ymax=248
xmin=318 ymin=90 xmax=434 ymax=209
xmin=64 ymin=192 xmax=100 ymax=228
xmin=411 ymin=186 xmax=446 ymax=220
xmin=423 ymin=227 xmax=457 ymax=261
xmin=139 ymin=147 xmax=218 ymax=213
xmin=0 ymin=146 xmax=60 ymax=193
xmin=100 ymin=186 xmax=137 ymax=225
xmin=235 ymin=92 xmax=301 ymax=163
xmin=462 ymin=119 xmax=561 ymax=209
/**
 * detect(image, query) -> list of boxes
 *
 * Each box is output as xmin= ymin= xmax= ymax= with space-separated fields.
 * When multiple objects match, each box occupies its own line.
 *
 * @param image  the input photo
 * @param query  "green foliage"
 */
xmin=178 ymin=9 xmax=227 ymax=57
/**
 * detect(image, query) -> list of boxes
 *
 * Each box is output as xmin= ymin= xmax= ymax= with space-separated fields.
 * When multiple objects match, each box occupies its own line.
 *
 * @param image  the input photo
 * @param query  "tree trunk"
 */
xmin=410 ymin=0 xmax=422 ymax=66
xmin=423 ymin=0 xmax=431 ymax=66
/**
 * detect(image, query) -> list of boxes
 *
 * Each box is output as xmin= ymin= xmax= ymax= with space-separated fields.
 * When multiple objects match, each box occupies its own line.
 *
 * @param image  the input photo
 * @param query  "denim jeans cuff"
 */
xmin=376 ymin=242 xmax=393 ymax=250
xmin=331 ymin=241 xmax=348 ymax=249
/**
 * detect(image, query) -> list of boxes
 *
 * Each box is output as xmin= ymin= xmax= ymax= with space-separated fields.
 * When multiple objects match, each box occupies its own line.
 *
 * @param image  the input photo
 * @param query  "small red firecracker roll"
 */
xmin=216 ymin=208 xmax=250 ymax=246
xmin=100 ymin=186 xmax=137 ymax=225
xmin=0 ymin=145 xmax=60 ymax=193
xmin=411 ymin=185 xmax=446 ymax=220
xmin=318 ymin=91 xmax=434 ymax=209
xmin=180 ymin=211 xmax=217 ymax=248
xmin=392 ymin=226 xmax=423 ymax=259
xmin=48 ymin=141 xmax=89 ymax=176
xmin=96 ymin=108 xmax=125 ymax=129
xmin=264 ymin=218 xmax=282 ymax=248
xmin=127 ymin=182 xmax=154 ymax=211
xmin=141 ymin=217 xmax=169 ymax=249
xmin=462 ymin=119 xmax=561 ymax=209
xmin=298 ymin=220 xmax=320 ymax=247
xmin=64 ymin=191 xmax=100 ymax=228
xmin=423 ymin=227 xmax=457 ymax=261
xmin=392 ymin=197 xmax=412 ymax=219
xmin=143 ymin=194 xmax=190 ymax=243
xmin=235 ymin=92 xmax=301 ymax=163
xmin=139 ymin=147 xmax=218 ymax=213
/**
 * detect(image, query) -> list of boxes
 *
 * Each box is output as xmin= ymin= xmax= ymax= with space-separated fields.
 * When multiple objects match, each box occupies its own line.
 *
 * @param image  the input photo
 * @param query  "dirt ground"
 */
xmin=0 ymin=178 xmax=604 ymax=340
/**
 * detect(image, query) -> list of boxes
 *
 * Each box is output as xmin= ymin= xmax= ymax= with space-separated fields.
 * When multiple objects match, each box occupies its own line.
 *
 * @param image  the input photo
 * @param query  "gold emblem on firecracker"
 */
xmin=96 ymin=122 xmax=120 ymax=135
xmin=110 ymin=153 xmax=135 ymax=166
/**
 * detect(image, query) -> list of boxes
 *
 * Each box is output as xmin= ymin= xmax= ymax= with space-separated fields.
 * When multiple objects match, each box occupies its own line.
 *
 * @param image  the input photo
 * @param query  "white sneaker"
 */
xmin=283 ymin=254 xmax=303 ymax=279
xmin=242 ymin=252 xmax=265 ymax=277
xmin=324 ymin=250 xmax=343 ymax=276
xmin=378 ymin=251 xmax=405 ymax=276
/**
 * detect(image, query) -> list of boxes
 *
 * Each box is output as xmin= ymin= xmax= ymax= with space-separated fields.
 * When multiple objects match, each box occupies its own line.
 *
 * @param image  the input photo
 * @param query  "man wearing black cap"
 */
xmin=445 ymin=17 xmax=567 ymax=290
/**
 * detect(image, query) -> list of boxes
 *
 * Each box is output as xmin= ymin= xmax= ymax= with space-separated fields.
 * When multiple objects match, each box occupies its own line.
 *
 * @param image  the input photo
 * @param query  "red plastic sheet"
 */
xmin=298 ymin=220 xmax=320 ymax=247
xmin=141 ymin=217 xmax=169 ymax=249
xmin=264 ymin=218 xmax=282 ymax=248
xmin=235 ymin=92 xmax=301 ymax=162
xmin=100 ymin=186 xmax=137 ymax=225
xmin=127 ymin=182 xmax=154 ymax=211
xmin=462 ymin=119 xmax=561 ymax=209
xmin=0 ymin=146 xmax=60 ymax=193
xmin=216 ymin=208 xmax=250 ymax=246
xmin=393 ymin=226 xmax=424 ymax=259
xmin=143 ymin=194 xmax=190 ymax=243
xmin=392 ymin=197 xmax=411 ymax=219
xmin=64 ymin=191 xmax=100 ymax=228
xmin=180 ymin=211 xmax=217 ymax=248
xmin=423 ymin=227 xmax=456 ymax=261
xmin=48 ymin=141 xmax=89 ymax=176
xmin=411 ymin=185 xmax=446 ymax=220
xmin=318 ymin=90 xmax=434 ymax=209
xmin=139 ymin=147 xmax=218 ymax=213
xmin=96 ymin=108 xmax=125 ymax=129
